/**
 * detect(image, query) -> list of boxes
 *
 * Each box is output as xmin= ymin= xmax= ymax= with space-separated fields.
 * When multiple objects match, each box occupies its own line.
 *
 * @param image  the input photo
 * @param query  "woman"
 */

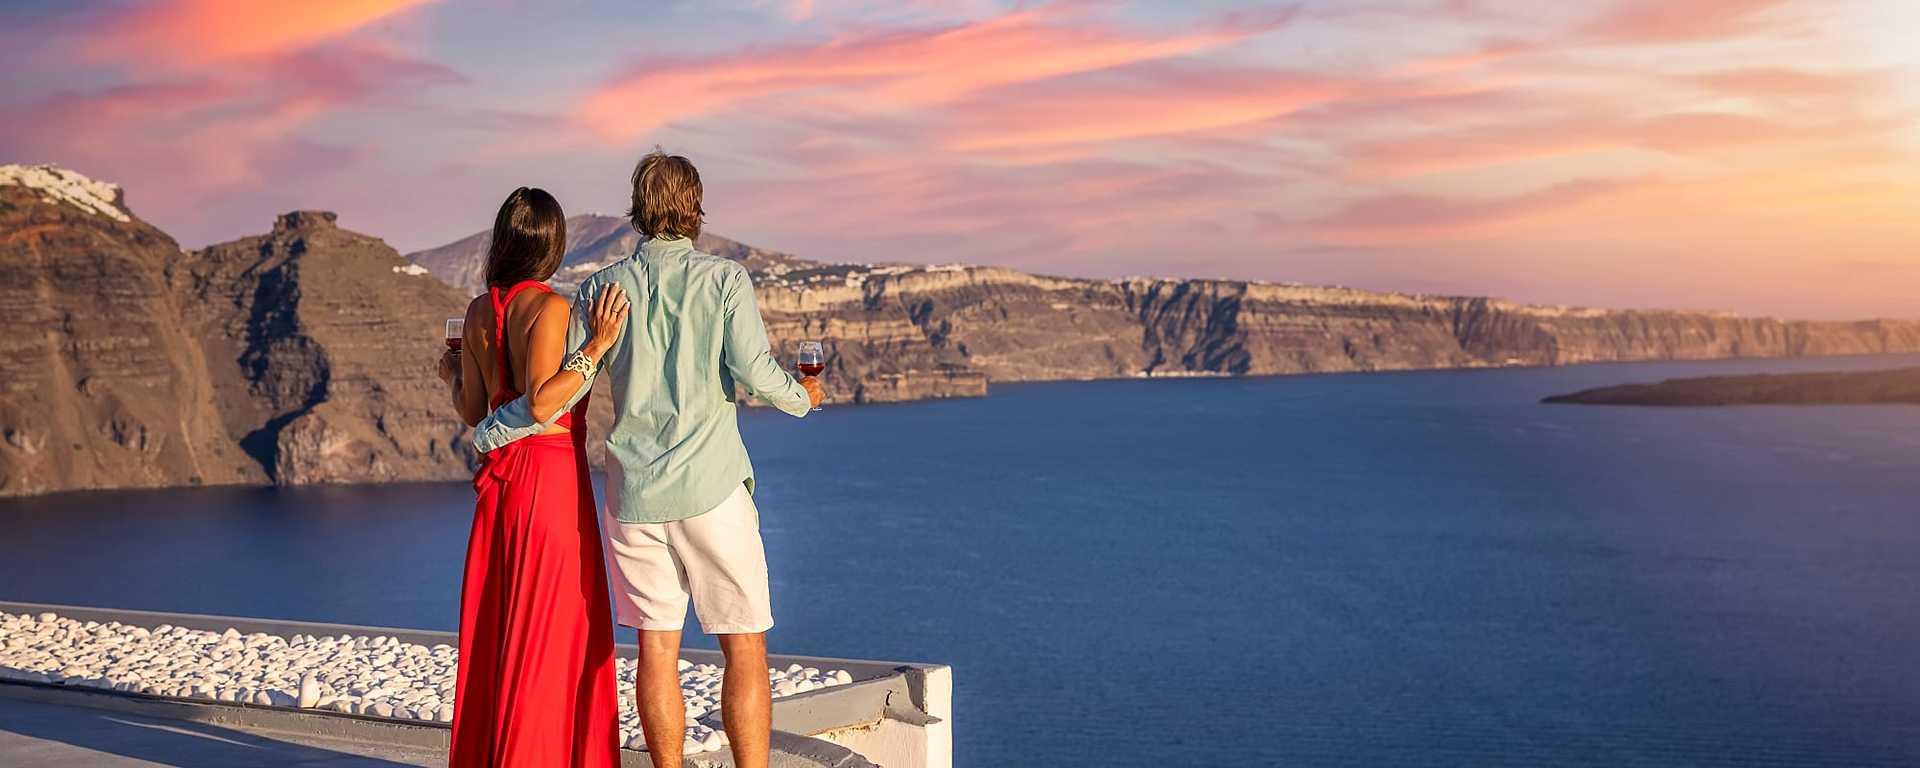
xmin=437 ymin=187 xmax=630 ymax=767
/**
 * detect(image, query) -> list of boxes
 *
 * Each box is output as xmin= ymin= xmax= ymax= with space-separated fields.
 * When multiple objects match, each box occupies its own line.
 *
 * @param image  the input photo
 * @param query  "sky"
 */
xmin=1 ymin=0 xmax=1916 ymax=319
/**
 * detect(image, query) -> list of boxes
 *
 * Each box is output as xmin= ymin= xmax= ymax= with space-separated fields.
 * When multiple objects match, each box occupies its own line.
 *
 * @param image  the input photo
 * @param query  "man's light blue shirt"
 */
xmin=473 ymin=236 xmax=811 ymax=523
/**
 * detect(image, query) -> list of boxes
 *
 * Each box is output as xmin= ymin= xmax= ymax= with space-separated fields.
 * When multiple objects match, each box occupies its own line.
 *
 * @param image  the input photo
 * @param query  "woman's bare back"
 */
xmin=463 ymin=287 xmax=573 ymax=435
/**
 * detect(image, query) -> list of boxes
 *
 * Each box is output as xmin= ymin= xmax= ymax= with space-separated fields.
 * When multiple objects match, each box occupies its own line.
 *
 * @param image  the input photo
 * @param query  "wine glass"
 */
xmin=795 ymin=341 xmax=825 ymax=412
xmin=445 ymin=318 xmax=464 ymax=351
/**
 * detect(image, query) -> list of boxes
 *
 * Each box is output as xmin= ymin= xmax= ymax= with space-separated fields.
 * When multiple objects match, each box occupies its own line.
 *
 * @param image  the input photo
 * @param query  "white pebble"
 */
xmin=0 ymin=606 xmax=854 ymax=750
xmin=298 ymin=673 xmax=321 ymax=708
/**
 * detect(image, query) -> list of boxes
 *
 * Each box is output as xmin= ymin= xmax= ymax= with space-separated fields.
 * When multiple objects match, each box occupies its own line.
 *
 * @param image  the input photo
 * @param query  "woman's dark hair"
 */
xmin=483 ymin=187 xmax=567 ymax=289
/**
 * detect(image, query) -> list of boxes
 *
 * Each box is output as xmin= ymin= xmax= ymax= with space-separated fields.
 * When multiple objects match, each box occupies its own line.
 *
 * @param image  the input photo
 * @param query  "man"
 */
xmin=473 ymin=151 xmax=823 ymax=768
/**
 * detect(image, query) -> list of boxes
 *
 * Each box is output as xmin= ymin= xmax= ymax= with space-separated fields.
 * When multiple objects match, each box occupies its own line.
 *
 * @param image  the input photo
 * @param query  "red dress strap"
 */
xmin=487 ymin=280 xmax=553 ymax=404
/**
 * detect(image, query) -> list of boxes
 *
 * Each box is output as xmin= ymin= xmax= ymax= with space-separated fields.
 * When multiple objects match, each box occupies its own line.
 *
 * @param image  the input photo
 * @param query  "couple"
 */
xmin=436 ymin=151 xmax=825 ymax=768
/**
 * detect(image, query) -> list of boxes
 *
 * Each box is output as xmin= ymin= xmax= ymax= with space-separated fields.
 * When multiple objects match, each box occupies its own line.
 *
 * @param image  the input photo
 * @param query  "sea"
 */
xmin=3 ymin=354 xmax=1918 ymax=766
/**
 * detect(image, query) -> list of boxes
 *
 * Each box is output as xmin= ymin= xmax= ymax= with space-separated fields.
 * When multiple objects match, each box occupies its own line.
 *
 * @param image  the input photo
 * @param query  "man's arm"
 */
xmin=722 ymin=265 xmax=815 ymax=417
xmin=471 ymin=283 xmax=601 ymax=453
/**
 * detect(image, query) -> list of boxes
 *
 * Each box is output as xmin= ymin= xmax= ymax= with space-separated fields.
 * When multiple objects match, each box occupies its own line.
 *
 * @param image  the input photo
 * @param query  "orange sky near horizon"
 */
xmin=0 ymin=0 xmax=1915 ymax=319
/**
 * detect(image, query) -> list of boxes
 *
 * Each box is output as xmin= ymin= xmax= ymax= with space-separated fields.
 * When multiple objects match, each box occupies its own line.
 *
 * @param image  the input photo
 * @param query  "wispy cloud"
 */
xmin=1 ymin=1 xmax=456 ymax=244
xmin=89 ymin=0 xmax=438 ymax=66
xmin=575 ymin=6 xmax=1296 ymax=142
xmin=1295 ymin=177 xmax=1640 ymax=243
xmin=2 ymin=0 xmax=1915 ymax=318
xmin=1574 ymin=0 xmax=1798 ymax=44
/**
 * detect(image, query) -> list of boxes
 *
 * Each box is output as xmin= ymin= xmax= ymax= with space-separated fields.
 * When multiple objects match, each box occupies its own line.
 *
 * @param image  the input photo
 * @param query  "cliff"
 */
xmin=0 ymin=167 xmax=256 ymax=495
xmin=405 ymin=214 xmax=1920 ymax=401
xmin=1543 ymin=367 xmax=1920 ymax=406
xmin=408 ymin=216 xmax=1920 ymax=406
xmin=407 ymin=215 xmax=983 ymax=404
xmin=0 ymin=165 xmax=473 ymax=496
xmin=6 ymin=164 xmax=1920 ymax=496
xmin=171 ymin=210 xmax=474 ymax=485
xmin=752 ymin=267 xmax=1920 ymax=386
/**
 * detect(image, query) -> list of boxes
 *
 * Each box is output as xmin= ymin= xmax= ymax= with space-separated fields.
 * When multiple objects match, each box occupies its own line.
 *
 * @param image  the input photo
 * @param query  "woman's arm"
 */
xmin=525 ymin=285 xmax=628 ymax=423
xmin=444 ymin=298 xmax=490 ymax=427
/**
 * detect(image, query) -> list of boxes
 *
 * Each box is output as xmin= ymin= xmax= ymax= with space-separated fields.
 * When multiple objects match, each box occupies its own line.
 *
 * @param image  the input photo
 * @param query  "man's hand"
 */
xmin=438 ymin=349 xmax=461 ymax=386
xmin=800 ymin=376 xmax=825 ymax=408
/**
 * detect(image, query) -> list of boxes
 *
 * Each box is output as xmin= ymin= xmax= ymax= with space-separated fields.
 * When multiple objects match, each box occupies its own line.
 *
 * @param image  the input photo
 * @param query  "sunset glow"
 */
xmin=2 ymin=0 xmax=1914 ymax=318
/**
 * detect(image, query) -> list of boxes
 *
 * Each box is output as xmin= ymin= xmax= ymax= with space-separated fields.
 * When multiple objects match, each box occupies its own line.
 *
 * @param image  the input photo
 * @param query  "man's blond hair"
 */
xmin=627 ymin=149 xmax=704 ymax=240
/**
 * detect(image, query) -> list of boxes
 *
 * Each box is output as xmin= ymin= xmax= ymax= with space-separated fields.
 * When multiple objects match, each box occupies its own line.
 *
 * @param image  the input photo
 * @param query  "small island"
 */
xmin=1543 ymin=367 xmax=1920 ymax=406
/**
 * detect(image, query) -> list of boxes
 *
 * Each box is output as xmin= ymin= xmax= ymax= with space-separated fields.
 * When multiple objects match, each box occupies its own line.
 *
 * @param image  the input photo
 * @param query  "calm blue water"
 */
xmin=4 ymin=355 xmax=1919 ymax=766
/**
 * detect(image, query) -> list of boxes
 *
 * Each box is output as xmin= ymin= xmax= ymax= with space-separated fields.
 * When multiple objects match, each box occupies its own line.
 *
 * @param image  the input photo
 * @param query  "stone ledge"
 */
xmin=0 ymin=601 xmax=944 ymax=767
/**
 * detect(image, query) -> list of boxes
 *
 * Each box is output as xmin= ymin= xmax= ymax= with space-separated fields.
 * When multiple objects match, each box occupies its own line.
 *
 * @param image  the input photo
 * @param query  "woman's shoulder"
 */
xmin=533 ymin=289 xmax=569 ymax=315
xmin=519 ymin=290 xmax=570 ymax=330
xmin=463 ymin=294 xmax=490 ymax=322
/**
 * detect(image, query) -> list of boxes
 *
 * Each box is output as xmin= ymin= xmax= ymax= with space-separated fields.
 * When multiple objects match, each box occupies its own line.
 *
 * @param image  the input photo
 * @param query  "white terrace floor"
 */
xmin=0 ymin=696 xmax=440 ymax=768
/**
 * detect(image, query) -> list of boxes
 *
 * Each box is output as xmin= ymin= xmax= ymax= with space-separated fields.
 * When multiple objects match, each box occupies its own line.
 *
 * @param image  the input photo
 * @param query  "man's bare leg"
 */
xmin=637 ymin=629 xmax=685 ymax=768
xmin=718 ymin=632 xmax=771 ymax=768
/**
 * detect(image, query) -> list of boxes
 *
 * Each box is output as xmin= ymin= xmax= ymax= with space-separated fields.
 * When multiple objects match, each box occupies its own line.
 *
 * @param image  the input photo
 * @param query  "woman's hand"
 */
xmin=584 ymin=284 xmax=631 ymax=358
xmin=437 ymin=349 xmax=461 ymax=386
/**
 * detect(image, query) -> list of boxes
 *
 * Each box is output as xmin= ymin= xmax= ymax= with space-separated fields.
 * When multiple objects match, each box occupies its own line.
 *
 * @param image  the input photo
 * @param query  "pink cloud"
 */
xmin=7 ymin=0 xmax=1915 ymax=320
xmin=259 ymin=40 xmax=466 ymax=107
xmin=0 ymin=79 xmax=360 ymax=232
xmin=938 ymin=68 xmax=1345 ymax=152
xmin=90 ymin=0 xmax=439 ymax=66
xmin=709 ymin=141 xmax=1274 ymax=266
xmin=1681 ymin=67 xmax=1889 ymax=101
xmin=0 ymin=38 xmax=461 ymax=243
xmin=1296 ymin=177 xmax=1639 ymax=244
xmin=575 ymin=6 xmax=1294 ymax=143
xmin=1575 ymin=0 xmax=1798 ymax=45
xmin=1346 ymin=70 xmax=1901 ymax=178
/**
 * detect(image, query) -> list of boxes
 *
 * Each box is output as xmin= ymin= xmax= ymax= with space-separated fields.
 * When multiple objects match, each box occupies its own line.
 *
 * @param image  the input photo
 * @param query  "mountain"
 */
xmin=1543 ymin=367 xmax=1920 ymax=406
xmin=757 ymin=270 xmax=1920 ymax=401
xmin=410 ymin=219 xmax=1920 ymax=407
xmin=405 ymin=216 xmax=1920 ymax=407
xmin=406 ymin=214 xmax=982 ymax=404
xmin=0 ymin=164 xmax=472 ymax=496
xmin=173 ymin=210 xmax=473 ymax=486
xmin=0 ymin=165 xmax=255 ymax=495
xmin=405 ymin=213 xmax=816 ymax=297
xmin=6 ymin=164 xmax=1920 ymax=497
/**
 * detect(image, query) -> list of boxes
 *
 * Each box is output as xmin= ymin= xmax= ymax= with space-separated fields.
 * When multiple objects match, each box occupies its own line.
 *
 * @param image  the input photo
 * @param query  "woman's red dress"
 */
xmin=451 ymin=280 xmax=619 ymax=767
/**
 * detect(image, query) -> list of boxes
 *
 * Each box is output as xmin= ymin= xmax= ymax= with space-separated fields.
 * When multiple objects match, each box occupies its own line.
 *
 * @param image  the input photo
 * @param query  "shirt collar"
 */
xmin=641 ymin=235 xmax=694 ymax=258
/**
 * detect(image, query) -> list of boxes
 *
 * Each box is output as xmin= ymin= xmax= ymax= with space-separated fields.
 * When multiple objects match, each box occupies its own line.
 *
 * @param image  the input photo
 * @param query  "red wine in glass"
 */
xmin=445 ymin=318 xmax=464 ymax=351
xmin=795 ymin=341 xmax=825 ymax=411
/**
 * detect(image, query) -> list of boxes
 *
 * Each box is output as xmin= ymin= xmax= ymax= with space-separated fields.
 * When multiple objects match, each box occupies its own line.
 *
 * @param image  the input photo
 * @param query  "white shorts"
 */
xmin=600 ymin=484 xmax=774 ymax=635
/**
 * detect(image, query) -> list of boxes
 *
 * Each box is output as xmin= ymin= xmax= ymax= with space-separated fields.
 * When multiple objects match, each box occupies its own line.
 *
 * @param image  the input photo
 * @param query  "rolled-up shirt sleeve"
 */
xmin=721 ymin=265 xmax=810 ymax=417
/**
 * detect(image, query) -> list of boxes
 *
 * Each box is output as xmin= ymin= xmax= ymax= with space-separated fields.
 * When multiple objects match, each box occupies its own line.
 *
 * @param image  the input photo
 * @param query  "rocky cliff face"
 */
xmin=6 ymin=164 xmax=1919 ymax=497
xmin=0 ymin=167 xmax=257 ymax=495
xmin=409 ymin=216 xmax=1920 ymax=408
xmin=171 ymin=210 xmax=473 ymax=486
xmin=754 ymin=268 xmax=1920 ymax=387
xmin=0 ymin=165 xmax=473 ymax=496
xmin=407 ymin=215 xmax=980 ymax=404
